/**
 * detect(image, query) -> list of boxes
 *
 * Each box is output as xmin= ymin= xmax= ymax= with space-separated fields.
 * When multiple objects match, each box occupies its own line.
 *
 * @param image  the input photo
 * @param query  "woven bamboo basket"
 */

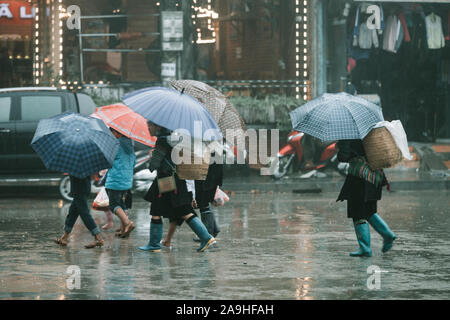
xmin=176 ymin=150 xmax=210 ymax=181
xmin=363 ymin=127 xmax=403 ymax=170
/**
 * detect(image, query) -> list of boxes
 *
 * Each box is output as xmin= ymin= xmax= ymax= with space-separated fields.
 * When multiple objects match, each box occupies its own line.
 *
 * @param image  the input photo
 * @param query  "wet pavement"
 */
xmin=0 ymin=189 xmax=449 ymax=300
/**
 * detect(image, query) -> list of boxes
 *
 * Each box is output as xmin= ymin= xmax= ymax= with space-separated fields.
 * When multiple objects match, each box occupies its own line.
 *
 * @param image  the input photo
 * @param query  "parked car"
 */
xmin=0 ymin=87 xmax=97 ymax=199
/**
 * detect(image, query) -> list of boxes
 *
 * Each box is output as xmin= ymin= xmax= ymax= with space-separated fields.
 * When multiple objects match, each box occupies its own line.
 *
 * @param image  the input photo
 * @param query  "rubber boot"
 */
xmin=368 ymin=213 xmax=397 ymax=253
xmin=139 ymin=220 xmax=162 ymax=252
xmin=187 ymin=216 xmax=216 ymax=252
xmin=193 ymin=207 xmax=220 ymax=242
xmin=350 ymin=221 xmax=372 ymax=257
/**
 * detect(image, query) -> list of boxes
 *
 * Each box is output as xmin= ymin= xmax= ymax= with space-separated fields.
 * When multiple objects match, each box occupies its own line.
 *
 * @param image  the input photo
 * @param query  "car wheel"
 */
xmin=59 ymin=176 xmax=73 ymax=201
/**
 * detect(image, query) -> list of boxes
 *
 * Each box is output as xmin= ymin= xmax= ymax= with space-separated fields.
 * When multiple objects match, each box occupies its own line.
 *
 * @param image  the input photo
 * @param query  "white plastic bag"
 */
xmin=212 ymin=188 xmax=230 ymax=207
xmin=373 ymin=120 xmax=413 ymax=160
xmin=93 ymin=187 xmax=109 ymax=210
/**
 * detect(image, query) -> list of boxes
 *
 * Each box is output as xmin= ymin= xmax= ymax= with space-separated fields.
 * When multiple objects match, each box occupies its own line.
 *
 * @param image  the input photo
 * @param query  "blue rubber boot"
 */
xmin=368 ymin=213 xmax=397 ymax=253
xmin=187 ymin=216 xmax=216 ymax=252
xmin=350 ymin=221 xmax=372 ymax=257
xmin=139 ymin=220 xmax=162 ymax=252
xmin=193 ymin=207 xmax=220 ymax=242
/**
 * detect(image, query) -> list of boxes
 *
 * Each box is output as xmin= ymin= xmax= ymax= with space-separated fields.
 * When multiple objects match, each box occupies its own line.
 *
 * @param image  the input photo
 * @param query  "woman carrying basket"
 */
xmin=336 ymin=139 xmax=397 ymax=257
xmin=161 ymin=157 xmax=223 ymax=248
xmin=139 ymin=122 xmax=216 ymax=253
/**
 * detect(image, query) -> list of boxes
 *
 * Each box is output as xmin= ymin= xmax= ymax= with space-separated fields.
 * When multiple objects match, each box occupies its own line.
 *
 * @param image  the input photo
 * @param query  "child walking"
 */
xmin=105 ymin=128 xmax=136 ymax=238
xmin=54 ymin=175 xmax=104 ymax=248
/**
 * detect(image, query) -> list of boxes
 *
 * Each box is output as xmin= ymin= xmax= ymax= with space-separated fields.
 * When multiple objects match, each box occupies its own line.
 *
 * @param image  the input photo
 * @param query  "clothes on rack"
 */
xmin=358 ymin=22 xmax=379 ymax=49
xmin=445 ymin=9 xmax=450 ymax=41
xmin=383 ymin=15 xmax=403 ymax=53
xmin=398 ymin=12 xmax=411 ymax=42
xmin=425 ymin=13 xmax=446 ymax=49
xmin=353 ymin=3 xmax=384 ymax=49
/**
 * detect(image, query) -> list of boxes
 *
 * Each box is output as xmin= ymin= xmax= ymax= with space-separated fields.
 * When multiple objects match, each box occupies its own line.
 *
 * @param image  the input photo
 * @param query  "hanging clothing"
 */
xmin=445 ymin=9 xmax=450 ymax=41
xmin=353 ymin=3 xmax=385 ymax=46
xmin=394 ymin=18 xmax=404 ymax=52
xmin=358 ymin=22 xmax=379 ymax=49
xmin=383 ymin=15 xmax=403 ymax=53
xmin=411 ymin=12 xmax=428 ymax=50
xmin=425 ymin=13 xmax=446 ymax=49
xmin=398 ymin=12 xmax=411 ymax=42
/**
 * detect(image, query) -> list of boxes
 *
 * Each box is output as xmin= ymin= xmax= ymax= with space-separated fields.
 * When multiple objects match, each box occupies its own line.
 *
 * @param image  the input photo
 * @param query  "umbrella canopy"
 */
xmin=170 ymin=80 xmax=246 ymax=148
xmin=122 ymin=86 xmax=222 ymax=141
xmin=93 ymin=103 xmax=156 ymax=147
xmin=31 ymin=112 xmax=119 ymax=178
xmin=289 ymin=92 xmax=384 ymax=142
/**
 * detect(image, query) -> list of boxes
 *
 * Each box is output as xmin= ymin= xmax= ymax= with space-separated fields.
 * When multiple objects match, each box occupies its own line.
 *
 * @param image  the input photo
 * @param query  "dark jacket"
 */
xmin=144 ymin=130 xmax=193 ymax=208
xmin=336 ymin=140 xmax=382 ymax=202
xmin=69 ymin=176 xmax=91 ymax=197
xmin=195 ymin=160 xmax=223 ymax=207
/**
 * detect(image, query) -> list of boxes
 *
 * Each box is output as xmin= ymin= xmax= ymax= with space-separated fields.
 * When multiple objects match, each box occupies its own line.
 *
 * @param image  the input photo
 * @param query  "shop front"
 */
xmin=0 ymin=0 xmax=34 ymax=87
xmin=323 ymin=0 xmax=450 ymax=141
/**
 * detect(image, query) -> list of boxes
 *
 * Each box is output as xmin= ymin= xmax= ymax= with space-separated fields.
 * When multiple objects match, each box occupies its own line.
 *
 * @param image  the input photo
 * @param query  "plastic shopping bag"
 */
xmin=212 ymin=188 xmax=230 ymax=207
xmin=373 ymin=120 xmax=413 ymax=160
xmin=92 ymin=187 xmax=110 ymax=211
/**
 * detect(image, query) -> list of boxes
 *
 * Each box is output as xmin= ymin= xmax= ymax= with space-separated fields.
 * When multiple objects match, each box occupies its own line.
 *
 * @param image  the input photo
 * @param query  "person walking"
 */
xmin=336 ymin=139 xmax=396 ymax=257
xmin=139 ymin=122 xmax=216 ymax=253
xmin=193 ymin=160 xmax=223 ymax=239
xmin=105 ymin=128 xmax=136 ymax=238
xmin=54 ymin=175 xmax=104 ymax=248
xmin=161 ymin=160 xmax=223 ymax=248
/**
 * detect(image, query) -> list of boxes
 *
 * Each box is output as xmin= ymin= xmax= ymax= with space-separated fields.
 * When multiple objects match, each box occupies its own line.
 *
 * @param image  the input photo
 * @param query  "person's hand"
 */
xmin=192 ymin=199 xmax=198 ymax=209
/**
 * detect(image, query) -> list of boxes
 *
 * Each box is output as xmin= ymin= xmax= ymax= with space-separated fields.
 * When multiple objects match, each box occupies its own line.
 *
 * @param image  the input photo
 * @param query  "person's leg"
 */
xmin=56 ymin=198 xmax=80 ymax=245
xmin=107 ymin=189 xmax=134 ymax=238
xmin=184 ymin=213 xmax=215 ymax=252
xmin=350 ymin=219 xmax=372 ymax=257
xmin=115 ymin=209 xmax=128 ymax=233
xmin=102 ymin=209 xmax=114 ymax=230
xmin=139 ymin=216 xmax=163 ymax=252
xmin=115 ymin=206 xmax=134 ymax=238
xmin=200 ymin=205 xmax=220 ymax=237
xmin=368 ymin=213 xmax=396 ymax=253
xmin=75 ymin=195 xmax=104 ymax=248
xmin=162 ymin=220 xmax=177 ymax=249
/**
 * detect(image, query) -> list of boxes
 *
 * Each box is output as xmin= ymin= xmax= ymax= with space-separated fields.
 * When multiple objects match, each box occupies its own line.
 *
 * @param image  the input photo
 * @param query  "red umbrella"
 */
xmin=93 ymin=103 xmax=156 ymax=147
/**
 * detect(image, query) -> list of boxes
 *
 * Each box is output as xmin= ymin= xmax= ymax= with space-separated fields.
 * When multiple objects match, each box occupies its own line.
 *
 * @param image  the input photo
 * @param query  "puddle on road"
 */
xmin=0 ymin=191 xmax=449 ymax=299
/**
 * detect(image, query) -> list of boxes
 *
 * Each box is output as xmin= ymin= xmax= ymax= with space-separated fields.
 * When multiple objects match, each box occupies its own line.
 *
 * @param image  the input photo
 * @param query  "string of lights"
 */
xmin=295 ymin=0 xmax=309 ymax=101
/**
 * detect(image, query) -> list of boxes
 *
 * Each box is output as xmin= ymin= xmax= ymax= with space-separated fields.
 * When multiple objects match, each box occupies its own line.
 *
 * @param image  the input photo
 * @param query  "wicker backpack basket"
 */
xmin=175 ymin=149 xmax=210 ymax=181
xmin=363 ymin=127 xmax=403 ymax=170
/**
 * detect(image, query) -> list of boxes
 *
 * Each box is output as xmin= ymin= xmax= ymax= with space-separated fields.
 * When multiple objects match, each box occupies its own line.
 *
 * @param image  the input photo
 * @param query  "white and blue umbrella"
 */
xmin=31 ymin=112 xmax=119 ymax=178
xmin=122 ymin=86 xmax=222 ymax=141
xmin=289 ymin=92 xmax=384 ymax=142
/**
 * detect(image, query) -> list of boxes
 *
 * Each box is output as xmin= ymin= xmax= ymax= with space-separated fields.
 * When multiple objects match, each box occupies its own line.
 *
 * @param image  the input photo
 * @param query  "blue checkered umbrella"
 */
xmin=31 ymin=112 xmax=119 ymax=178
xmin=289 ymin=92 xmax=384 ymax=141
xmin=122 ymin=86 xmax=222 ymax=141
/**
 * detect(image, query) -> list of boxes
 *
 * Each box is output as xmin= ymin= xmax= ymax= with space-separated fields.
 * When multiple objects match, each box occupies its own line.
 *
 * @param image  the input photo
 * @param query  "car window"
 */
xmin=77 ymin=93 xmax=97 ymax=115
xmin=0 ymin=97 xmax=11 ymax=122
xmin=20 ymin=96 xmax=63 ymax=121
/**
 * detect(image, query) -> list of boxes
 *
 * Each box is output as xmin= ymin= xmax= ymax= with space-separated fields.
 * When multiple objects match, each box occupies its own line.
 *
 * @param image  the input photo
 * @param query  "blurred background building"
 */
xmin=0 ymin=0 xmax=449 ymax=140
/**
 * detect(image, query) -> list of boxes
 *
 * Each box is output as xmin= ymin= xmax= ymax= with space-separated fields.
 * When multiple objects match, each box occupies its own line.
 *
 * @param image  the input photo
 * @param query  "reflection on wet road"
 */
xmin=0 ymin=190 xmax=449 ymax=299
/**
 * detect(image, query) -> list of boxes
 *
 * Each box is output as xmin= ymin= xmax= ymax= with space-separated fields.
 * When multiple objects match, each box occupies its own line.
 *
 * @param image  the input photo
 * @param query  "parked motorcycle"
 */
xmin=271 ymin=131 xmax=348 ymax=179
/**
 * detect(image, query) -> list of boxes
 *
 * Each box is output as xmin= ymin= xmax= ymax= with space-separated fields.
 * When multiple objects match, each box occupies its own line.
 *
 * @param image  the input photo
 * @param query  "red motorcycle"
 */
xmin=272 ymin=131 xmax=348 ymax=179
